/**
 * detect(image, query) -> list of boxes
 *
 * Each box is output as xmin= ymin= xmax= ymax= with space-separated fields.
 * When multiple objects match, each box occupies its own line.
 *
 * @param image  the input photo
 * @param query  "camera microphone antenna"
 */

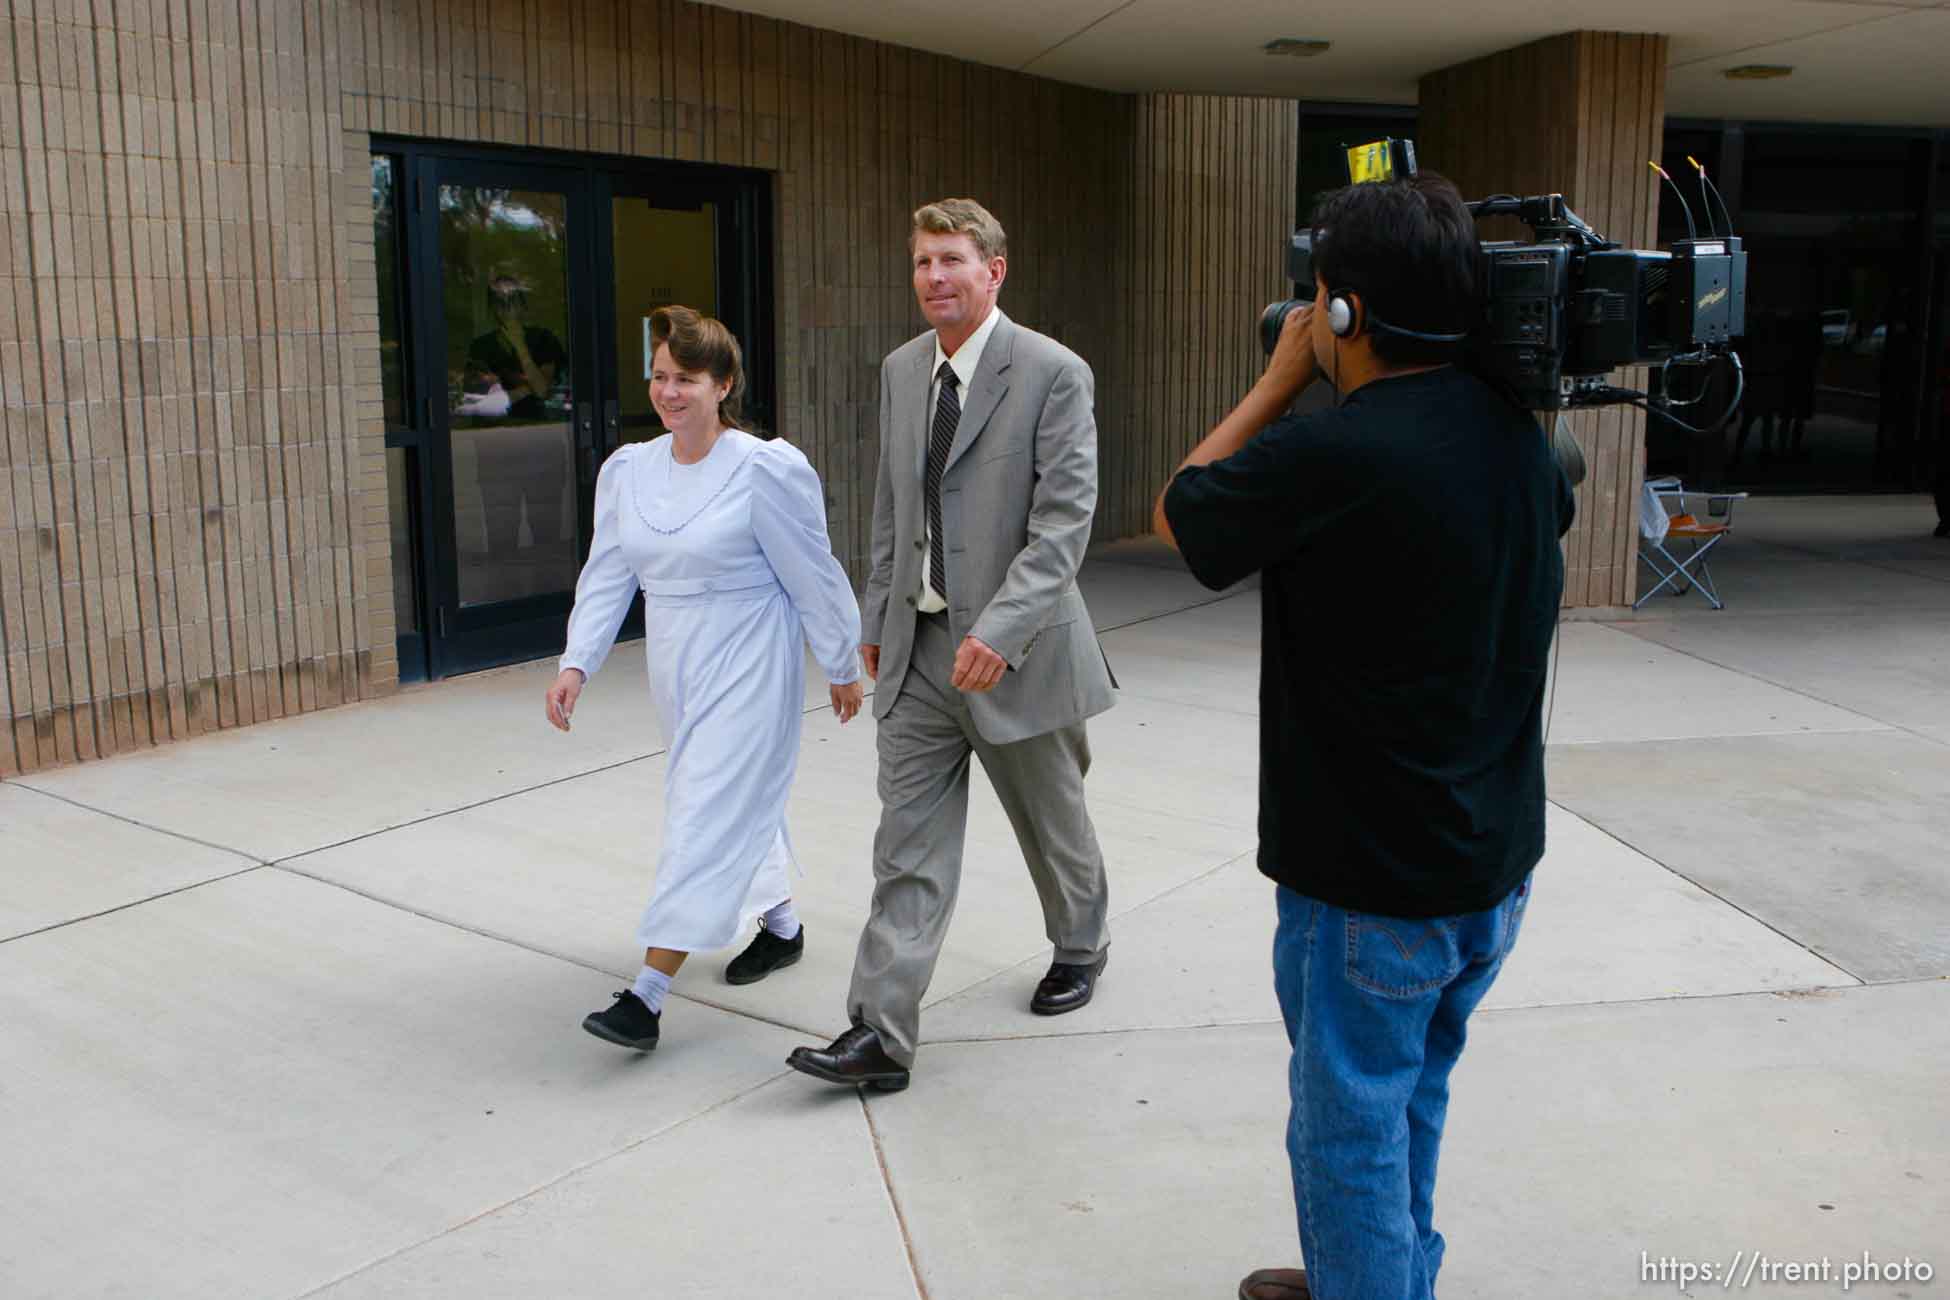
xmin=1649 ymin=162 xmax=1697 ymax=241
xmin=1686 ymin=155 xmax=1734 ymax=240
xmin=1682 ymin=157 xmax=1719 ymax=237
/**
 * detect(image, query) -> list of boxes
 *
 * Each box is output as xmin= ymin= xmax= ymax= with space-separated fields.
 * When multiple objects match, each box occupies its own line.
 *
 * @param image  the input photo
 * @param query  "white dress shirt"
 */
xmin=919 ymin=305 xmax=1005 ymax=613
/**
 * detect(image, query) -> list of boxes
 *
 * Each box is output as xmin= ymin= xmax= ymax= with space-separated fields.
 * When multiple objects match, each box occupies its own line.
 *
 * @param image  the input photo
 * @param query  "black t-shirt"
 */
xmin=1163 ymin=367 xmax=1575 ymax=919
xmin=466 ymin=325 xmax=568 ymax=419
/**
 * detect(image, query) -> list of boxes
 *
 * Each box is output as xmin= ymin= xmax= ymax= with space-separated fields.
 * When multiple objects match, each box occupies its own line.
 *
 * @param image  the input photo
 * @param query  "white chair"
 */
xmin=1634 ymin=476 xmax=1748 ymax=610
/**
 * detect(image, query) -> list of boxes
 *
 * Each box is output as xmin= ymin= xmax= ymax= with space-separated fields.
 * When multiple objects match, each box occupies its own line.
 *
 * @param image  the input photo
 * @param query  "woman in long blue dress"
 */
xmin=545 ymin=306 xmax=863 ymax=1052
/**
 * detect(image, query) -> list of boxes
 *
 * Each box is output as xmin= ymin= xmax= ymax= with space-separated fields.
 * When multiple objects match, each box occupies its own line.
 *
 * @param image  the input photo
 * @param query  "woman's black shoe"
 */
xmin=725 ymin=924 xmax=805 ymax=985
xmin=582 ymin=989 xmax=661 ymax=1050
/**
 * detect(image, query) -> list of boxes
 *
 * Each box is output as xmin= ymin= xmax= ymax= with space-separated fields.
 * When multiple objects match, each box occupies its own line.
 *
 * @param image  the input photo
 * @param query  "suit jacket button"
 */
xmin=905 ymin=595 xmax=916 ymax=607
xmin=914 ymin=540 xmax=924 ymax=550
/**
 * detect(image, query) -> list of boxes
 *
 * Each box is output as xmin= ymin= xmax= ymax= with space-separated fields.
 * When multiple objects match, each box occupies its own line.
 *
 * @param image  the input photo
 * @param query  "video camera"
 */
xmin=1262 ymin=138 xmax=1747 ymax=419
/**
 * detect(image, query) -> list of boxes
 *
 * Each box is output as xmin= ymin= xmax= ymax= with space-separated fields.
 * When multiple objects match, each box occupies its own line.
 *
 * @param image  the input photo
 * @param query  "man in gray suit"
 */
xmin=788 ymin=198 xmax=1116 ymax=1092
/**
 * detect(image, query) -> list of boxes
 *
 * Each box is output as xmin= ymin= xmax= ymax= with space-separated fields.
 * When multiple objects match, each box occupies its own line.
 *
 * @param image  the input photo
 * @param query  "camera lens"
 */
xmin=1261 ymin=299 xmax=1306 ymax=355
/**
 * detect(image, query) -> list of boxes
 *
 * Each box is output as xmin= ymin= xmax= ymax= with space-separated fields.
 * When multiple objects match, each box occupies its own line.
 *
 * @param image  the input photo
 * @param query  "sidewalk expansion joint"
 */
xmin=1544 ymin=722 xmax=1897 ymax=749
xmin=0 ymin=862 xmax=269 ymax=947
xmin=923 ymin=978 xmax=1946 ymax=1050
xmin=8 ymin=780 xmax=268 ymax=864
xmin=1095 ymin=587 xmax=1255 ymax=635
xmin=1609 ymin=628 xmax=1944 ymax=749
xmin=861 ymin=1091 xmax=934 ymax=1300
xmin=286 ymin=1067 xmax=800 ymax=1300
xmin=921 ymin=848 xmax=1259 ymax=1011
xmin=267 ymin=861 xmax=831 ymax=1039
xmin=1473 ymin=977 xmax=1945 ymax=1017
xmin=273 ymin=748 xmax=671 ymax=868
xmin=1744 ymin=535 xmax=1950 ymax=588
xmin=929 ymin=1017 xmax=1285 ymax=1049
xmin=1105 ymin=691 xmax=1261 ymax=719
xmin=1560 ymin=801 xmax=1866 ymax=986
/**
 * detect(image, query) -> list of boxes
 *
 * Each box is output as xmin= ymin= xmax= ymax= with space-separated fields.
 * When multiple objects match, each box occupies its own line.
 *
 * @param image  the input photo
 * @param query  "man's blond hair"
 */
xmin=911 ymin=198 xmax=1007 ymax=261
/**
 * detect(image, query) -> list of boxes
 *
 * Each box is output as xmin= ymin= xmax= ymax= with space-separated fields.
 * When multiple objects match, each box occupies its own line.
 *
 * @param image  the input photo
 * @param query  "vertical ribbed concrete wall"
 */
xmin=1422 ymin=31 xmax=1670 ymax=608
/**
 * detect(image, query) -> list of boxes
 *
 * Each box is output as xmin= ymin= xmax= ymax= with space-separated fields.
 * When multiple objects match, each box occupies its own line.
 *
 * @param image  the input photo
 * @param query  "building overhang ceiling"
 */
xmin=704 ymin=0 xmax=1950 ymax=127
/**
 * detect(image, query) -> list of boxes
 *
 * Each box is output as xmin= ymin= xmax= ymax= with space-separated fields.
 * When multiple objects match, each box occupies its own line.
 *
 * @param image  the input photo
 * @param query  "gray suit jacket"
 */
xmin=861 ymin=312 xmax=1116 ymax=745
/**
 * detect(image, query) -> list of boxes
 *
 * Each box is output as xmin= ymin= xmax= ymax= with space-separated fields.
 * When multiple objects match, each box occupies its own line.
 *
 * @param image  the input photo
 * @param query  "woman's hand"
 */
xmin=545 ymin=668 xmax=586 ymax=732
xmin=830 ymin=679 xmax=865 ymax=724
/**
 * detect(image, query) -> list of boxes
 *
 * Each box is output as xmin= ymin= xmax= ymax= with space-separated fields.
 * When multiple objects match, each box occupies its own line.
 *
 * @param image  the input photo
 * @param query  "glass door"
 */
xmin=414 ymin=158 xmax=597 ymax=674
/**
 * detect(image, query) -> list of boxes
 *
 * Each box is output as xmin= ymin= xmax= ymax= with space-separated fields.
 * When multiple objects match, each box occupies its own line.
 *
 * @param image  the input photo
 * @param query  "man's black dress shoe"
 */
xmin=786 ymin=1024 xmax=910 ymax=1091
xmin=1031 ymin=951 xmax=1107 ymax=1015
xmin=582 ymin=989 xmax=660 ymax=1051
xmin=725 ymin=923 xmax=804 ymax=985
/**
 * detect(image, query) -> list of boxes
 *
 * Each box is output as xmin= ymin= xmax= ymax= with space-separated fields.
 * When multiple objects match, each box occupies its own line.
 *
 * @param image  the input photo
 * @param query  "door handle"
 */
xmin=576 ymin=401 xmax=595 ymax=476
xmin=604 ymin=398 xmax=620 ymax=450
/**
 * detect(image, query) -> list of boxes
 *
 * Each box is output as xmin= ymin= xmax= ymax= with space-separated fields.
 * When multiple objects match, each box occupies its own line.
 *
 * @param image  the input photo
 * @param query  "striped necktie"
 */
xmin=926 ymin=361 xmax=960 ymax=600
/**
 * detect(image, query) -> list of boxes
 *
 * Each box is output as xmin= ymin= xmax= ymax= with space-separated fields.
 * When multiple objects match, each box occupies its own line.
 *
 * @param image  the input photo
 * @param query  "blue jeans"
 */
xmin=1273 ymin=876 xmax=1531 ymax=1300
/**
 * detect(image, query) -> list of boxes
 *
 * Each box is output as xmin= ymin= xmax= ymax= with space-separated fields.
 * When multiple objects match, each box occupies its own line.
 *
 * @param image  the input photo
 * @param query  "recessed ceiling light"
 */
xmin=1723 ymin=64 xmax=1793 ymax=80
xmin=1264 ymin=38 xmax=1331 ymax=58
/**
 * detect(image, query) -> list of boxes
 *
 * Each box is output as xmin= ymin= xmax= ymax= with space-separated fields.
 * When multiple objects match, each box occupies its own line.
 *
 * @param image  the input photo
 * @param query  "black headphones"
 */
xmin=1326 ymin=288 xmax=1469 ymax=344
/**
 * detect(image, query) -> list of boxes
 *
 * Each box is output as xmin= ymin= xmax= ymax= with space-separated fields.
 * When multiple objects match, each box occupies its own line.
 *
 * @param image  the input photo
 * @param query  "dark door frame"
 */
xmin=593 ymin=168 xmax=776 ymax=439
xmin=409 ymin=151 xmax=596 ymax=680
xmin=372 ymin=136 xmax=774 ymax=679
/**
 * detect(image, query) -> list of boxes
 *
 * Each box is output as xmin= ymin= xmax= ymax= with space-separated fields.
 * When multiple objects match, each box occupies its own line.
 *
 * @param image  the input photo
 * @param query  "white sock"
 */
xmin=761 ymin=898 xmax=802 ymax=940
xmin=631 ymin=965 xmax=672 ymax=1014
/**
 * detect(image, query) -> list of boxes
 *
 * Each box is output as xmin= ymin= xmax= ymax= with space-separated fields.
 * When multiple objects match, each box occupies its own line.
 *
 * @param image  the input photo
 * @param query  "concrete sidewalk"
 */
xmin=3 ymin=495 xmax=1946 ymax=1300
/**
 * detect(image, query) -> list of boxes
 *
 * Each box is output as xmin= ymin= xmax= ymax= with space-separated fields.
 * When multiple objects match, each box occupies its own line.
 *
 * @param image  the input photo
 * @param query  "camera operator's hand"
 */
xmin=1265 ymin=300 xmax=1320 ymax=401
xmin=1154 ymin=300 xmax=1322 ymax=549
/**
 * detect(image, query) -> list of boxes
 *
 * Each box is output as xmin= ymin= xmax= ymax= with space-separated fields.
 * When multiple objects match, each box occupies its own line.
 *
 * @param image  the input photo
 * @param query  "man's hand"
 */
xmin=861 ymin=643 xmax=880 ymax=682
xmin=1265 ymin=300 xmax=1319 ymax=400
xmin=456 ymin=384 xmax=512 ymax=418
xmin=1155 ymin=299 xmax=1323 ymax=547
xmin=951 ymin=636 xmax=1008 ymax=693
xmin=499 ymin=324 xmax=549 ymax=397
xmin=545 ymin=668 xmax=585 ymax=732
xmin=830 ymin=679 xmax=864 ymax=723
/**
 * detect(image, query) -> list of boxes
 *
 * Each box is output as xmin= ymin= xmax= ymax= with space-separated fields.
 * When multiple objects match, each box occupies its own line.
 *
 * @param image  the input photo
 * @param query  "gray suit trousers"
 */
xmin=847 ymin=613 xmax=1111 ymax=1067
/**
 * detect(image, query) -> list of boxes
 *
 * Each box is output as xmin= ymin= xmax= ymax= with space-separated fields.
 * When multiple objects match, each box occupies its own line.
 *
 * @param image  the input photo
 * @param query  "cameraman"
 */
xmin=1155 ymin=173 xmax=1574 ymax=1300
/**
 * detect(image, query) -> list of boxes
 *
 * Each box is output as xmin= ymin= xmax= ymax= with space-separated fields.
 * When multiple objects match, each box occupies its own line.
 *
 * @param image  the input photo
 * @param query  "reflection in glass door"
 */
xmin=440 ymin=184 xmax=580 ymax=608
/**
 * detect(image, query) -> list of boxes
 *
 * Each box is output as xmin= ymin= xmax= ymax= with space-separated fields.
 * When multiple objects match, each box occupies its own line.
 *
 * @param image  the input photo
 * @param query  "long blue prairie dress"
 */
xmin=560 ymin=429 xmax=861 ymax=951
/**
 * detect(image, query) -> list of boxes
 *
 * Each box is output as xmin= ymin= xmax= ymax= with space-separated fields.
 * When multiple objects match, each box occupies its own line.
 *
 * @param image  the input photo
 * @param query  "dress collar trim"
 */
xmin=630 ymin=429 xmax=759 ymax=535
